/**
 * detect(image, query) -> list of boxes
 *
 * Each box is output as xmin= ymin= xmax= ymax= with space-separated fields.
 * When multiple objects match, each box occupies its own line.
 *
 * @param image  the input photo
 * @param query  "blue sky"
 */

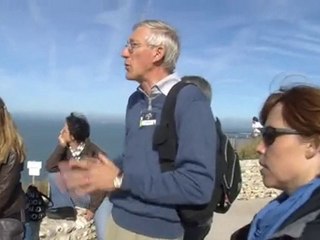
xmin=1 ymin=0 xmax=320 ymax=125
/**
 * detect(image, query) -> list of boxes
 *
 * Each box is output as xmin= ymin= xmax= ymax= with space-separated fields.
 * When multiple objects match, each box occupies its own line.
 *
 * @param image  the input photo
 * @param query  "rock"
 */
xmin=38 ymin=159 xmax=280 ymax=239
xmin=238 ymin=159 xmax=281 ymax=200
xmin=39 ymin=207 xmax=96 ymax=240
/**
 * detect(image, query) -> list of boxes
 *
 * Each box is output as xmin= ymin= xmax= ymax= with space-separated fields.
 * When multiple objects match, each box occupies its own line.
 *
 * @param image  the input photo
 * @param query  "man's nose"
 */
xmin=121 ymin=46 xmax=130 ymax=58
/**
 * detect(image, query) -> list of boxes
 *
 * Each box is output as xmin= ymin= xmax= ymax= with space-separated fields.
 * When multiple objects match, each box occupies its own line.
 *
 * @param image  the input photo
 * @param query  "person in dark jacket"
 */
xmin=45 ymin=112 xmax=111 ymax=239
xmin=232 ymin=84 xmax=320 ymax=240
xmin=181 ymin=76 xmax=213 ymax=240
xmin=0 ymin=97 xmax=26 ymax=238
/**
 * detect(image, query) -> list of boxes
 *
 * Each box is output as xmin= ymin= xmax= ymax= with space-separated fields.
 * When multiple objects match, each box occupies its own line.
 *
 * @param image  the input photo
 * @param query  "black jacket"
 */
xmin=231 ymin=187 xmax=320 ymax=240
xmin=0 ymin=152 xmax=25 ymax=220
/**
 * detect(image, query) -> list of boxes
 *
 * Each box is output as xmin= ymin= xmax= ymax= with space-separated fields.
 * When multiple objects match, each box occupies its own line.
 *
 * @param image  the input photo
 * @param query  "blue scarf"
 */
xmin=248 ymin=178 xmax=320 ymax=240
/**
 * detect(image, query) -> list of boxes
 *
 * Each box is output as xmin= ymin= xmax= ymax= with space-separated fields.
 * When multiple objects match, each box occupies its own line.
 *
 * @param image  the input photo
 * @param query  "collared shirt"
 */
xmin=138 ymin=73 xmax=180 ymax=111
xmin=138 ymin=73 xmax=180 ymax=96
xmin=153 ymin=73 xmax=180 ymax=96
xmin=69 ymin=142 xmax=86 ymax=161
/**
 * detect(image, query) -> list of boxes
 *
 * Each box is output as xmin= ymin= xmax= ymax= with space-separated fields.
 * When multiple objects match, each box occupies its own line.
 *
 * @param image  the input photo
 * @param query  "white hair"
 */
xmin=134 ymin=20 xmax=180 ymax=73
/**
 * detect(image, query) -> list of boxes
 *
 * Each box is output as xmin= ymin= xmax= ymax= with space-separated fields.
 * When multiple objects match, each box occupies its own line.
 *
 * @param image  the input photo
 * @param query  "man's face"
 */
xmin=121 ymin=26 xmax=156 ymax=81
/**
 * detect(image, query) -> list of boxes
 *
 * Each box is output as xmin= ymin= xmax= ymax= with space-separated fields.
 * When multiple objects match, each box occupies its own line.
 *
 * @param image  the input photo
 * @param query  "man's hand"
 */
xmin=59 ymin=153 xmax=121 ymax=195
xmin=84 ymin=209 xmax=94 ymax=221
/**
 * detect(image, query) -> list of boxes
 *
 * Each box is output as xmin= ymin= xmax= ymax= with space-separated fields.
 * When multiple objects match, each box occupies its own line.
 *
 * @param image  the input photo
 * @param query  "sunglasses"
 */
xmin=260 ymin=126 xmax=302 ymax=146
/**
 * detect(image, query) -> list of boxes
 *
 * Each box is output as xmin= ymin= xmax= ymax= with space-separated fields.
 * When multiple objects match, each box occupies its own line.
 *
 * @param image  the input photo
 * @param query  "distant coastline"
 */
xmin=16 ymin=114 xmax=252 ymax=184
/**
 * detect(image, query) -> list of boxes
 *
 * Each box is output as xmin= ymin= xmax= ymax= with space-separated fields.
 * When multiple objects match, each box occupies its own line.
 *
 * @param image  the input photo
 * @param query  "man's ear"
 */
xmin=153 ymin=46 xmax=165 ymax=63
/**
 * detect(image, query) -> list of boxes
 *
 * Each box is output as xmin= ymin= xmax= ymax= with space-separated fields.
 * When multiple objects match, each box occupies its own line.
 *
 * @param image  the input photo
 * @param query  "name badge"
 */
xmin=140 ymin=111 xmax=157 ymax=127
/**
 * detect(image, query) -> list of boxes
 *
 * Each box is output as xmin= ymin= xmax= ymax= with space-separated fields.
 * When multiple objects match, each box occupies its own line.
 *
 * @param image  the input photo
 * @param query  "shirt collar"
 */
xmin=69 ymin=142 xmax=86 ymax=161
xmin=138 ymin=73 xmax=181 ymax=96
xmin=154 ymin=73 xmax=181 ymax=96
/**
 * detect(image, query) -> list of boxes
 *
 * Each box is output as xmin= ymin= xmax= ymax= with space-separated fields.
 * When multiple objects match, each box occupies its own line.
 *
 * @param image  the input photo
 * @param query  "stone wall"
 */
xmin=238 ymin=159 xmax=281 ymax=200
xmin=39 ymin=207 xmax=96 ymax=239
xmin=39 ymin=159 xmax=280 ymax=239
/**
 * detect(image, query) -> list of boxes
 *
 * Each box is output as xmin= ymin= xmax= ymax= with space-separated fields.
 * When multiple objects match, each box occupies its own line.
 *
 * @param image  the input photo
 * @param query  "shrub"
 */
xmin=238 ymin=137 xmax=260 ymax=160
xmin=23 ymin=180 xmax=50 ymax=196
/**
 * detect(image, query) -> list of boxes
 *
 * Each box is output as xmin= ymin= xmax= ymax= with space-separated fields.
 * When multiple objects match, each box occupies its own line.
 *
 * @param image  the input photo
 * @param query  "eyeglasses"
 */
xmin=260 ymin=126 xmax=303 ymax=146
xmin=125 ymin=41 xmax=142 ymax=53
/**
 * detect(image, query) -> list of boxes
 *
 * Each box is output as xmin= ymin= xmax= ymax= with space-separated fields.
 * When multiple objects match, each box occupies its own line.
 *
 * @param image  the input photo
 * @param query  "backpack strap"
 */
xmin=215 ymin=117 xmax=222 ymax=134
xmin=40 ymin=192 xmax=54 ymax=208
xmin=153 ymin=81 xmax=192 ymax=172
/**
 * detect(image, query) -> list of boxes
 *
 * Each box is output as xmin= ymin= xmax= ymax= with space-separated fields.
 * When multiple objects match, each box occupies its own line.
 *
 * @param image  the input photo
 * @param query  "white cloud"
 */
xmin=27 ymin=0 xmax=47 ymax=26
xmin=2 ymin=0 xmax=320 ymax=119
xmin=91 ymin=0 xmax=137 ymax=83
xmin=93 ymin=0 xmax=133 ymax=30
xmin=261 ymin=34 xmax=320 ymax=55
xmin=139 ymin=0 xmax=153 ymax=20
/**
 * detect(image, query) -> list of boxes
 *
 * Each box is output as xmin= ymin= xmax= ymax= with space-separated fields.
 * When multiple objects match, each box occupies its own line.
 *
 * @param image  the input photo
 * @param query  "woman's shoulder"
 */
xmin=0 ymin=151 xmax=23 ymax=174
xmin=273 ymin=187 xmax=320 ymax=239
xmin=85 ymin=140 xmax=105 ymax=155
xmin=3 ymin=151 xmax=19 ymax=166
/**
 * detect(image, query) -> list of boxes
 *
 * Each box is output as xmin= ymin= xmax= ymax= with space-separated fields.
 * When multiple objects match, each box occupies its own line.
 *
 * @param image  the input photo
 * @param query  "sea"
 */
xmin=15 ymin=115 xmax=125 ymax=184
xmin=14 ymin=114 xmax=251 ymax=185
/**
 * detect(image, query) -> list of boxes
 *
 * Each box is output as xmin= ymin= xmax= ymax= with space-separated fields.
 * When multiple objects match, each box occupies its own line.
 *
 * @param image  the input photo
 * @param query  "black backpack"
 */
xmin=214 ymin=117 xmax=242 ymax=214
xmin=25 ymin=185 xmax=53 ymax=221
xmin=153 ymin=81 xmax=242 ymax=226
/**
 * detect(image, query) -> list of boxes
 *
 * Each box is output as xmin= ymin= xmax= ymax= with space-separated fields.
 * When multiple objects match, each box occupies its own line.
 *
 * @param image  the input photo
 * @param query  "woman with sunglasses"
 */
xmin=232 ymin=85 xmax=320 ymax=240
xmin=0 ymin=97 xmax=26 ymax=239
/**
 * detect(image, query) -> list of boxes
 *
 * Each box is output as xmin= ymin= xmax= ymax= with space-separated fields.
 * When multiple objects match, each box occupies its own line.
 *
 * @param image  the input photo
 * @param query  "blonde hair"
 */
xmin=0 ymin=99 xmax=26 ymax=164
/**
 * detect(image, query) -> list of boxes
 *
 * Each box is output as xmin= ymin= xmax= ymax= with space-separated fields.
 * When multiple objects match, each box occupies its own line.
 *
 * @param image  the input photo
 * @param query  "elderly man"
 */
xmin=60 ymin=20 xmax=217 ymax=240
